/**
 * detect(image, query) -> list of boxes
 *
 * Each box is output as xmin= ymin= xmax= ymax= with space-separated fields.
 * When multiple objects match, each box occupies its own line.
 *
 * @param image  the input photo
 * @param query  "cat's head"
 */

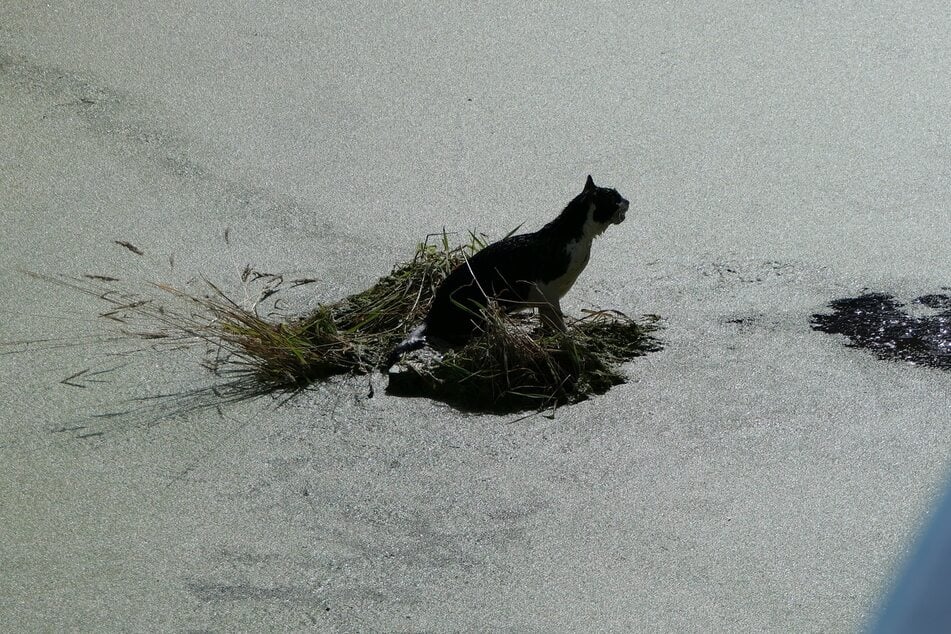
xmin=584 ymin=175 xmax=629 ymax=226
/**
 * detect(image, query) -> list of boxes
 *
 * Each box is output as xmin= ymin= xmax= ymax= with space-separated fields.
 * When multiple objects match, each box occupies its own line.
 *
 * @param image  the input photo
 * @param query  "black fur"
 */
xmin=384 ymin=175 xmax=629 ymax=369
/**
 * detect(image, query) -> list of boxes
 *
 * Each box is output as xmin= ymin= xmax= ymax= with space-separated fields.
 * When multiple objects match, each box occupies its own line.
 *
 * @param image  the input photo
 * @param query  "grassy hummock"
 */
xmin=387 ymin=306 xmax=659 ymax=411
xmin=12 ymin=234 xmax=660 ymax=413
xmin=203 ymin=236 xmax=473 ymax=390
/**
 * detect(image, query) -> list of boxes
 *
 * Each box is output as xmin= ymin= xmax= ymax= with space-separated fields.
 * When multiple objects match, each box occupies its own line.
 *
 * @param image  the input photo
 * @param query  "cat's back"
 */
xmin=423 ymin=231 xmax=547 ymax=339
xmin=446 ymin=231 xmax=548 ymax=296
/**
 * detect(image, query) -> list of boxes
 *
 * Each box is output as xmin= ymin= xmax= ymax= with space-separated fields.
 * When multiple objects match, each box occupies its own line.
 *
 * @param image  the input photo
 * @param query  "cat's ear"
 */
xmin=584 ymin=175 xmax=595 ymax=191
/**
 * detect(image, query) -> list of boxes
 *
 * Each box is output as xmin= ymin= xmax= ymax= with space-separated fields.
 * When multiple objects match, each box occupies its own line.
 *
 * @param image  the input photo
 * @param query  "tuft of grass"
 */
xmin=387 ymin=305 xmax=660 ymax=411
xmin=330 ymin=233 xmax=474 ymax=344
xmin=10 ymin=232 xmax=661 ymax=415
xmin=155 ymin=232 xmax=482 ymax=392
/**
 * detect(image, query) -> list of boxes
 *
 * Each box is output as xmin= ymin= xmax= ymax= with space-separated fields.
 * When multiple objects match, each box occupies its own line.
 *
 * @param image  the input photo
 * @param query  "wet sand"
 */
xmin=2 ymin=2 xmax=951 ymax=631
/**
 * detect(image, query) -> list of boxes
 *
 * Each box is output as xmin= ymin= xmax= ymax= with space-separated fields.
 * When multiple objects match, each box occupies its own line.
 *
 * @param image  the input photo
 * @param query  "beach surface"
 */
xmin=2 ymin=2 xmax=950 ymax=631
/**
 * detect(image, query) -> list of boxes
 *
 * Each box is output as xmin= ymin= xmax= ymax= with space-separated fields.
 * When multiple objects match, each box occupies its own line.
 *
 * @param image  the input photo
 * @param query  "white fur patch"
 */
xmin=535 ymin=205 xmax=605 ymax=302
xmin=538 ymin=238 xmax=590 ymax=300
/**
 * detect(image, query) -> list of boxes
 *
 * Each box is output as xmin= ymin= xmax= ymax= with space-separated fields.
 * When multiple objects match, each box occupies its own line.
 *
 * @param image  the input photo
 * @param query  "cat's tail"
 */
xmin=382 ymin=323 xmax=428 ymax=371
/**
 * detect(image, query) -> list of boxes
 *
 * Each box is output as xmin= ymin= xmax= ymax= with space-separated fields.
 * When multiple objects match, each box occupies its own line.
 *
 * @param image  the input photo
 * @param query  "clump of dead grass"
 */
xmin=387 ymin=304 xmax=659 ymax=411
xmin=208 ymin=232 xmax=481 ymax=390
xmin=8 ymin=232 xmax=660 ymax=414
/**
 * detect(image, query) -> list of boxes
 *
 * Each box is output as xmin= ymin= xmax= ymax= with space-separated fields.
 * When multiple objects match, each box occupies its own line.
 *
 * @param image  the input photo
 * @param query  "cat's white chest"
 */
xmin=540 ymin=237 xmax=592 ymax=300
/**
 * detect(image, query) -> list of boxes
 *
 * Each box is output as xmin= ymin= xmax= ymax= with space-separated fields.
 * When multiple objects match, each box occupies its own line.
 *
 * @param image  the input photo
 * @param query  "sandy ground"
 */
xmin=2 ymin=2 xmax=951 ymax=631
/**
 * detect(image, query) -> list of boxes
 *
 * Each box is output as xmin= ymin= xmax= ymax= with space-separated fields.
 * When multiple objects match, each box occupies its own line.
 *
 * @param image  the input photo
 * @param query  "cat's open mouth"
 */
xmin=613 ymin=201 xmax=629 ymax=224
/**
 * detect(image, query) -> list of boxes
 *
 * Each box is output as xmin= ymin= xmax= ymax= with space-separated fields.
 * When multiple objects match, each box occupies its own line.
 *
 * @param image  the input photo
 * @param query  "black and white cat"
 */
xmin=384 ymin=175 xmax=629 ymax=369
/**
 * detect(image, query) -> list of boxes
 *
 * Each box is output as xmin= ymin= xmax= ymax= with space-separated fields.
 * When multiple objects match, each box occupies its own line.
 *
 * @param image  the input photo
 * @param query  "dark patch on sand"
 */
xmin=700 ymin=260 xmax=799 ymax=284
xmin=185 ymin=581 xmax=324 ymax=606
xmin=811 ymin=292 xmax=951 ymax=370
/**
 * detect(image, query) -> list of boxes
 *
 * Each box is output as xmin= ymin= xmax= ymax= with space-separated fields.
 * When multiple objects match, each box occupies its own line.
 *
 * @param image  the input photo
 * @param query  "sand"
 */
xmin=2 ymin=1 xmax=950 ymax=631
